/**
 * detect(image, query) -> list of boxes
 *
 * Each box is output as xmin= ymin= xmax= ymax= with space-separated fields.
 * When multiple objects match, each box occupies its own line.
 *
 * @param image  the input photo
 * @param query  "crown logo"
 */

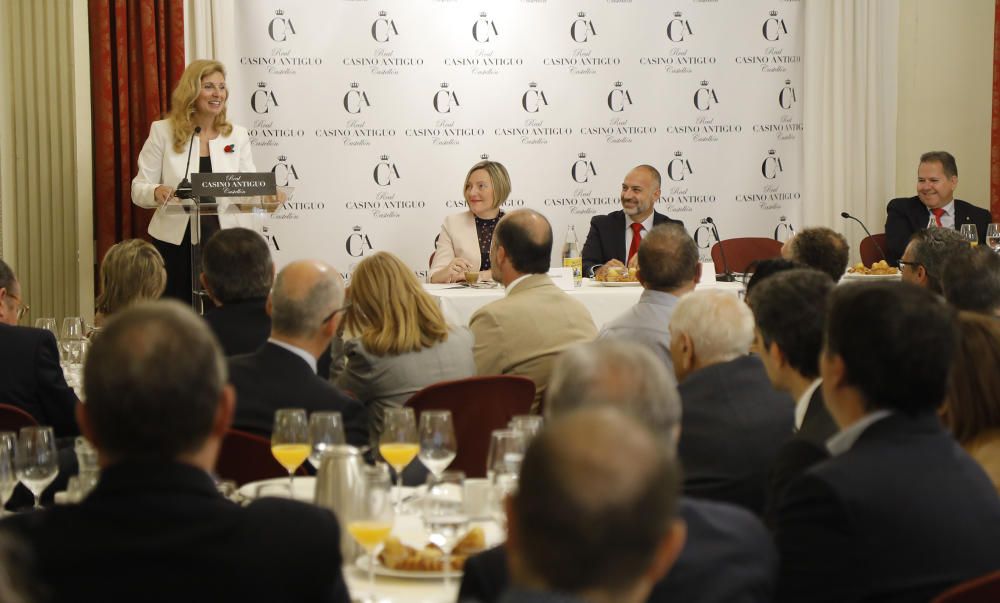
xmin=277 ymin=155 xmax=287 ymax=162
xmin=674 ymin=151 xmax=683 ymax=157
xmin=275 ymin=9 xmax=284 ymax=16
xmin=780 ymin=215 xmax=788 ymax=221
xmin=614 ymin=81 xmax=623 ymax=87
xmin=769 ymin=10 xmax=778 ymax=16
xmin=257 ymin=82 xmax=267 ymax=88
xmin=700 ymin=80 xmax=709 ymax=86
xmin=350 ymin=82 xmax=360 ymax=89
xmin=784 ymin=79 xmax=791 ymax=85
xmin=378 ymin=10 xmax=387 ymax=17
xmin=529 ymin=82 xmax=537 ymax=88
xmin=352 ymin=225 xmax=362 ymax=232
xmin=673 ymin=11 xmax=682 ymax=17
xmin=480 ymin=11 xmax=487 ymax=18
xmin=480 ymin=153 xmax=489 ymax=160
xmin=578 ymin=152 xmax=587 ymax=158
xmin=380 ymin=154 xmax=389 ymax=161
xmin=768 ymin=149 xmax=776 ymax=155
xmin=440 ymin=82 xmax=449 ymax=88
xmin=577 ymin=11 xmax=586 ymax=18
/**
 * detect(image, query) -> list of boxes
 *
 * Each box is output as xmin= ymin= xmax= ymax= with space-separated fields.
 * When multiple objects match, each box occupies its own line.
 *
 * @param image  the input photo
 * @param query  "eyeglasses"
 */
xmin=897 ymin=260 xmax=922 ymax=270
xmin=7 ymin=292 xmax=28 ymax=320
xmin=322 ymin=302 xmax=351 ymax=325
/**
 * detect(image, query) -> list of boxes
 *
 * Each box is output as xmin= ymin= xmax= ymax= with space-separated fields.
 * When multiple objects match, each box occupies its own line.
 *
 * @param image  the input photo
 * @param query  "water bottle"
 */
xmin=562 ymin=225 xmax=582 ymax=287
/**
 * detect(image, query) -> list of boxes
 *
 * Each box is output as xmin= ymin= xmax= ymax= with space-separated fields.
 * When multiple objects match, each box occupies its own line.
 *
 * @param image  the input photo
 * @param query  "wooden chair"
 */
xmin=0 ymin=404 xmax=38 ymax=432
xmin=710 ymin=238 xmax=783 ymax=274
xmin=932 ymin=569 xmax=1000 ymax=603
xmin=405 ymin=376 xmax=536 ymax=478
xmin=216 ymin=428 xmax=306 ymax=486
xmin=859 ymin=233 xmax=888 ymax=266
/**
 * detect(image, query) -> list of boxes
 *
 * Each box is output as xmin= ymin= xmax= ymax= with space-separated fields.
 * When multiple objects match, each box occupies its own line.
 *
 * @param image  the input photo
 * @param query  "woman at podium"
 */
xmin=131 ymin=59 xmax=256 ymax=301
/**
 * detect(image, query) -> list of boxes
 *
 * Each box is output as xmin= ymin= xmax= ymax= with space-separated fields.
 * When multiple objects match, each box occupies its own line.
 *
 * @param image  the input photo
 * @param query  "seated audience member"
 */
xmin=885 ymin=151 xmax=991 ymax=265
xmin=598 ymin=224 xmax=700 ymax=373
xmin=227 ymin=260 xmax=367 ymax=447
xmin=460 ymin=340 xmax=778 ymax=603
xmin=0 ymin=260 xmax=78 ymax=437
xmin=742 ymin=258 xmax=802 ymax=303
xmin=775 ymin=282 xmax=1000 ymax=602
xmin=582 ymin=164 xmax=685 ymax=277
xmin=498 ymin=407 xmax=687 ymax=603
xmin=669 ymin=290 xmax=794 ymax=514
xmin=331 ymin=251 xmax=475 ymax=440
xmin=470 ymin=209 xmax=597 ymax=411
xmin=1 ymin=301 xmax=350 ymax=602
xmin=944 ymin=312 xmax=1000 ymax=493
xmin=780 ymin=227 xmax=849 ymax=282
xmin=93 ymin=239 xmax=167 ymax=328
xmin=942 ymin=245 xmax=1000 ymax=316
xmin=898 ymin=227 xmax=971 ymax=293
xmin=748 ymin=269 xmax=838 ymax=525
xmin=200 ymin=228 xmax=274 ymax=357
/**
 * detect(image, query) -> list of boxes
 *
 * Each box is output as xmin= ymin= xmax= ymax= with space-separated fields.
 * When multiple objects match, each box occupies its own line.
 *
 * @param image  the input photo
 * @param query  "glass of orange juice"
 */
xmin=379 ymin=407 xmax=418 ymax=511
xmin=271 ymin=408 xmax=309 ymax=493
xmin=347 ymin=464 xmax=394 ymax=601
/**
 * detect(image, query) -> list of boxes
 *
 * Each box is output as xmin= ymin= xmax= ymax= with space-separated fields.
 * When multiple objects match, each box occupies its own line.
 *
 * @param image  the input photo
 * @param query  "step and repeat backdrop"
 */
xmin=221 ymin=0 xmax=803 ymax=279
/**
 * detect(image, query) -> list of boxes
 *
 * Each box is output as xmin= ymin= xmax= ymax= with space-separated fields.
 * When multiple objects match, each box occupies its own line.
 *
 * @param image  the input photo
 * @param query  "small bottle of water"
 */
xmin=562 ymin=225 xmax=582 ymax=287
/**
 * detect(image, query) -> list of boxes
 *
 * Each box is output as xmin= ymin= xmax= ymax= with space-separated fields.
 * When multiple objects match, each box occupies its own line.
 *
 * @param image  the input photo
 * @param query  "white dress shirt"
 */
xmin=826 ymin=410 xmax=892 ymax=456
xmin=925 ymin=199 xmax=955 ymax=229
xmin=794 ymin=378 xmax=823 ymax=431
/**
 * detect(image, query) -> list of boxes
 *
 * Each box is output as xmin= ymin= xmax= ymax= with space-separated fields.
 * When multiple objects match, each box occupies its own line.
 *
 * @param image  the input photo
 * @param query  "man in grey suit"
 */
xmin=470 ymin=209 xmax=597 ymax=411
xmin=599 ymin=224 xmax=700 ymax=373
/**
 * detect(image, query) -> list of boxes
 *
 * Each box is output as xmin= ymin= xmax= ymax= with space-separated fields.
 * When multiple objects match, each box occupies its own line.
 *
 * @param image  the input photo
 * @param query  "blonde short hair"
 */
xmin=464 ymin=160 xmax=511 ymax=209
xmin=95 ymin=239 xmax=167 ymax=316
xmin=669 ymin=289 xmax=754 ymax=365
xmin=344 ymin=252 xmax=450 ymax=356
xmin=167 ymin=59 xmax=233 ymax=153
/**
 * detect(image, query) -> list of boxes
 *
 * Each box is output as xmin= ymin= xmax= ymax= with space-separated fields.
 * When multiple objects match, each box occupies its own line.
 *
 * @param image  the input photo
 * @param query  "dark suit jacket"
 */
xmin=458 ymin=497 xmax=777 ymax=603
xmin=581 ymin=210 xmax=684 ymax=275
xmin=884 ymin=196 xmax=992 ymax=265
xmin=1 ymin=461 xmax=350 ymax=602
xmin=0 ymin=324 xmax=79 ymax=437
xmin=678 ymin=355 xmax=795 ymax=515
xmin=775 ymin=412 xmax=1000 ymax=603
xmin=228 ymin=342 xmax=368 ymax=447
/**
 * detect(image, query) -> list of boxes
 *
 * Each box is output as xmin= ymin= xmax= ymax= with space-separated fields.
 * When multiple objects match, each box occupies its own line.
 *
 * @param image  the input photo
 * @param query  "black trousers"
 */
xmin=152 ymin=214 xmax=220 ymax=305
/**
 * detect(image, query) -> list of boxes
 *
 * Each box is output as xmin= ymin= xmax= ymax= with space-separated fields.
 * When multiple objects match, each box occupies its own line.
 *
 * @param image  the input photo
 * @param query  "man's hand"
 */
xmin=594 ymin=259 xmax=626 ymax=281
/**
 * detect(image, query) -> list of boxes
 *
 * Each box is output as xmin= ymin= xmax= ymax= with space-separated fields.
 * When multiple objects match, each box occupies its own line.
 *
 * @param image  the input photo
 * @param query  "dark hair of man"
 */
xmin=946 ymin=312 xmax=1000 ymax=445
xmin=494 ymin=210 xmax=552 ymax=275
xmin=942 ymin=246 xmax=1000 ymax=315
xmin=749 ymin=268 xmax=834 ymax=378
xmin=788 ymin=227 xmax=849 ymax=283
xmin=83 ymin=300 xmax=225 ymax=461
xmin=909 ymin=228 xmax=971 ymax=294
xmin=743 ymin=258 xmax=802 ymax=302
xmin=0 ymin=259 xmax=14 ymax=293
xmin=635 ymin=164 xmax=662 ymax=189
xmin=513 ymin=410 xmax=680 ymax=594
xmin=202 ymin=228 xmax=273 ymax=303
xmin=920 ymin=151 xmax=958 ymax=178
xmin=637 ymin=224 xmax=698 ymax=291
xmin=824 ymin=282 xmax=955 ymax=414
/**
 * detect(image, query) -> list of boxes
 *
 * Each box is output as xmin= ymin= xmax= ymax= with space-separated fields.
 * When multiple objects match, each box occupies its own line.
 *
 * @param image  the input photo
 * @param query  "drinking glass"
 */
xmin=960 ymin=223 xmax=979 ymax=247
xmin=15 ymin=426 xmax=58 ymax=509
xmin=59 ymin=317 xmax=84 ymax=360
xmin=34 ymin=318 xmax=57 ymax=338
xmin=485 ymin=429 xmax=526 ymax=482
xmin=508 ymin=415 xmax=544 ymax=440
xmin=418 ymin=410 xmax=457 ymax=478
xmin=379 ymin=407 xmax=418 ymax=510
xmin=422 ymin=470 xmax=467 ymax=590
xmin=307 ymin=411 xmax=346 ymax=469
xmin=346 ymin=464 xmax=394 ymax=603
xmin=986 ymin=223 xmax=1000 ymax=253
xmin=271 ymin=409 xmax=309 ymax=493
xmin=0 ymin=432 xmax=17 ymax=513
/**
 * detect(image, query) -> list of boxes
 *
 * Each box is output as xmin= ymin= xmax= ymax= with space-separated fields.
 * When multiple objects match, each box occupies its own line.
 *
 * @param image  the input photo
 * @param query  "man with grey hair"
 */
xmin=598 ymin=223 xmax=700 ymax=372
xmin=669 ymin=290 xmax=793 ymax=514
xmin=459 ymin=340 xmax=778 ymax=603
xmin=899 ymin=227 xmax=973 ymax=294
xmin=1 ymin=301 xmax=351 ymax=601
xmin=228 ymin=260 xmax=367 ymax=446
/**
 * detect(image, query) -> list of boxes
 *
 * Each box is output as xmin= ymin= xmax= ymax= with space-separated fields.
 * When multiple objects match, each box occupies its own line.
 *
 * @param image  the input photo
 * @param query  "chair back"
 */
xmin=859 ymin=233 xmax=888 ymax=266
xmin=0 ymin=404 xmax=38 ymax=432
xmin=217 ymin=428 xmax=306 ymax=486
xmin=405 ymin=375 xmax=535 ymax=478
xmin=710 ymin=238 xmax=783 ymax=274
xmin=932 ymin=570 xmax=1000 ymax=603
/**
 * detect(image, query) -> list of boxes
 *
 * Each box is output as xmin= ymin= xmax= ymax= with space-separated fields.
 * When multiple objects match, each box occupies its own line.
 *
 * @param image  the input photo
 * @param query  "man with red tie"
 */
xmin=581 ymin=164 xmax=685 ymax=277
xmin=885 ymin=151 xmax=992 ymax=266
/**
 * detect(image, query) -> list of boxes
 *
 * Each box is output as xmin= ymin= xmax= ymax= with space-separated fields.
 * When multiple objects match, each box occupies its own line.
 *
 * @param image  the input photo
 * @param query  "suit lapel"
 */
xmin=608 ymin=211 xmax=627 ymax=263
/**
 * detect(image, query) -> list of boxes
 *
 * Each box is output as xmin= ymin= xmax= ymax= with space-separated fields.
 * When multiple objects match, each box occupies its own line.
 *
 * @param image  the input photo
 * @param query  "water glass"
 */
xmin=485 ymin=429 xmax=526 ymax=481
xmin=418 ymin=410 xmax=457 ymax=478
xmin=960 ymin=223 xmax=979 ymax=247
xmin=0 ymin=432 xmax=17 ymax=512
xmin=15 ymin=426 xmax=59 ymax=509
xmin=422 ymin=470 xmax=467 ymax=589
xmin=308 ymin=411 xmax=346 ymax=469
xmin=986 ymin=223 xmax=1000 ymax=253
xmin=59 ymin=317 xmax=84 ymax=360
xmin=508 ymin=415 xmax=543 ymax=440
xmin=34 ymin=318 xmax=57 ymax=338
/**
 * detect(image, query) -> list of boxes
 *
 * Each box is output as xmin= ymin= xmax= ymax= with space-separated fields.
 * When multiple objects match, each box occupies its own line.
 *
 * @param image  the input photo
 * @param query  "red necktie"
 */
xmin=931 ymin=208 xmax=945 ymax=227
xmin=627 ymin=222 xmax=643 ymax=264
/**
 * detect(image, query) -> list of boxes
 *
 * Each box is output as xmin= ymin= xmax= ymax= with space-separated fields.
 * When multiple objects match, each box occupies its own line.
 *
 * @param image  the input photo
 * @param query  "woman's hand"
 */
xmin=153 ymin=185 xmax=175 ymax=205
xmin=445 ymin=258 xmax=475 ymax=282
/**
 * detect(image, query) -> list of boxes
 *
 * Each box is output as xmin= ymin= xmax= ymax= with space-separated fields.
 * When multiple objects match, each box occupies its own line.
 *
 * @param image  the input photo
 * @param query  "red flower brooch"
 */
xmin=224 ymin=144 xmax=235 ymax=153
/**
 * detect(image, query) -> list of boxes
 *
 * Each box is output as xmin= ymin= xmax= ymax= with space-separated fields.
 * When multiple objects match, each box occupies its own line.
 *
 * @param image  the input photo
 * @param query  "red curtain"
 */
xmin=89 ymin=0 xmax=185 ymax=262
xmin=992 ymin=0 xmax=1000 ymax=221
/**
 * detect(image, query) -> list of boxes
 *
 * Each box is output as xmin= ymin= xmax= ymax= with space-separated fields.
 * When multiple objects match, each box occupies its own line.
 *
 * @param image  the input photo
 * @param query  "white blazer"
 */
xmin=131 ymin=119 xmax=257 ymax=245
xmin=430 ymin=211 xmax=483 ymax=279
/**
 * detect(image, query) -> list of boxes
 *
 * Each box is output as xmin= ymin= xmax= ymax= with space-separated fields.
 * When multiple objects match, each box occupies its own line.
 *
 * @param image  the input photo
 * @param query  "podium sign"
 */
xmin=192 ymin=172 xmax=276 ymax=197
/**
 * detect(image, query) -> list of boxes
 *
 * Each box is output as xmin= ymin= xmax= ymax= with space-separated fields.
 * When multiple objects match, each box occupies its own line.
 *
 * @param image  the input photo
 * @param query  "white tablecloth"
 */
xmin=426 ymin=278 xmax=744 ymax=329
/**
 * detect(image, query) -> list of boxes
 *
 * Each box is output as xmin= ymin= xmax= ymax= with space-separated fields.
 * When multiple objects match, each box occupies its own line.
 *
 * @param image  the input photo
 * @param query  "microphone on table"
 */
xmin=705 ymin=216 xmax=735 ymax=282
xmin=174 ymin=126 xmax=202 ymax=200
xmin=840 ymin=211 xmax=886 ymax=262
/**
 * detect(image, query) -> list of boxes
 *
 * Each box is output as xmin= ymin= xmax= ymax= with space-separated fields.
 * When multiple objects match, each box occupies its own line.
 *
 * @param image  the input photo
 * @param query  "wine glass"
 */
xmin=418 ymin=410 xmax=457 ymax=478
xmin=485 ymin=429 xmax=526 ymax=482
xmin=271 ymin=409 xmax=309 ymax=494
xmin=34 ymin=318 xmax=57 ymax=337
xmin=422 ymin=470 xmax=468 ymax=590
xmin=509 ymin=415 xmax=544 ymax=440
xmin=0 ymin=432 xmax=17 ymax=514
xmin=379 ymin=407 xmax=418 ymax=510
xmin=960 ymin=223 xmax=979 ymax=247
xmin=60 ymin=317 xmax=84 ymax=360
xmin=15 ymin=426 xmax=58 ymax=509
xmin=346 ymin=464 xmax=394 ymax=603
xmin=986 ymin=223 xmax=1000 ymax=253
xmin=307 ymin=411 xmax=345 ymax=470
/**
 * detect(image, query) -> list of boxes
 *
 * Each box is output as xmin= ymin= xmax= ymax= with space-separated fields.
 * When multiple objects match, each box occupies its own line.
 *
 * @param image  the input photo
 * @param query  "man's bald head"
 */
xmin=270 ymin=260 xmax=344 ymax=338
xmin=510 ymin=407 xmax=682 ymax=597
xmin=494 ymin=209 xmax=553 ymax=275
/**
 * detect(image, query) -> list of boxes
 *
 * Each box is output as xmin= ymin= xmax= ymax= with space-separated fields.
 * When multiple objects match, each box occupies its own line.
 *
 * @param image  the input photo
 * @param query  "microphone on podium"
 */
xmin=174 ymin=126 xmax=202 ymax=200
xmin=704 ymin=216 xmax=735 ymax=282
xmin=840 ymin=211 xmax=886 ymax=262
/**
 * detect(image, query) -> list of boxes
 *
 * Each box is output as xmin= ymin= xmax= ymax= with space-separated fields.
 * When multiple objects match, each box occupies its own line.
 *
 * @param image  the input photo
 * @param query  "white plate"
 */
xmin=595 ymin=280 xmax=641 ymax=287
xmin=238 ymin=476 xmax=316 ymax=502
xmin=841 ymin=272 xmax=901 ymax=281
xmin=355 ymin=554 xmax=462 ymax=579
